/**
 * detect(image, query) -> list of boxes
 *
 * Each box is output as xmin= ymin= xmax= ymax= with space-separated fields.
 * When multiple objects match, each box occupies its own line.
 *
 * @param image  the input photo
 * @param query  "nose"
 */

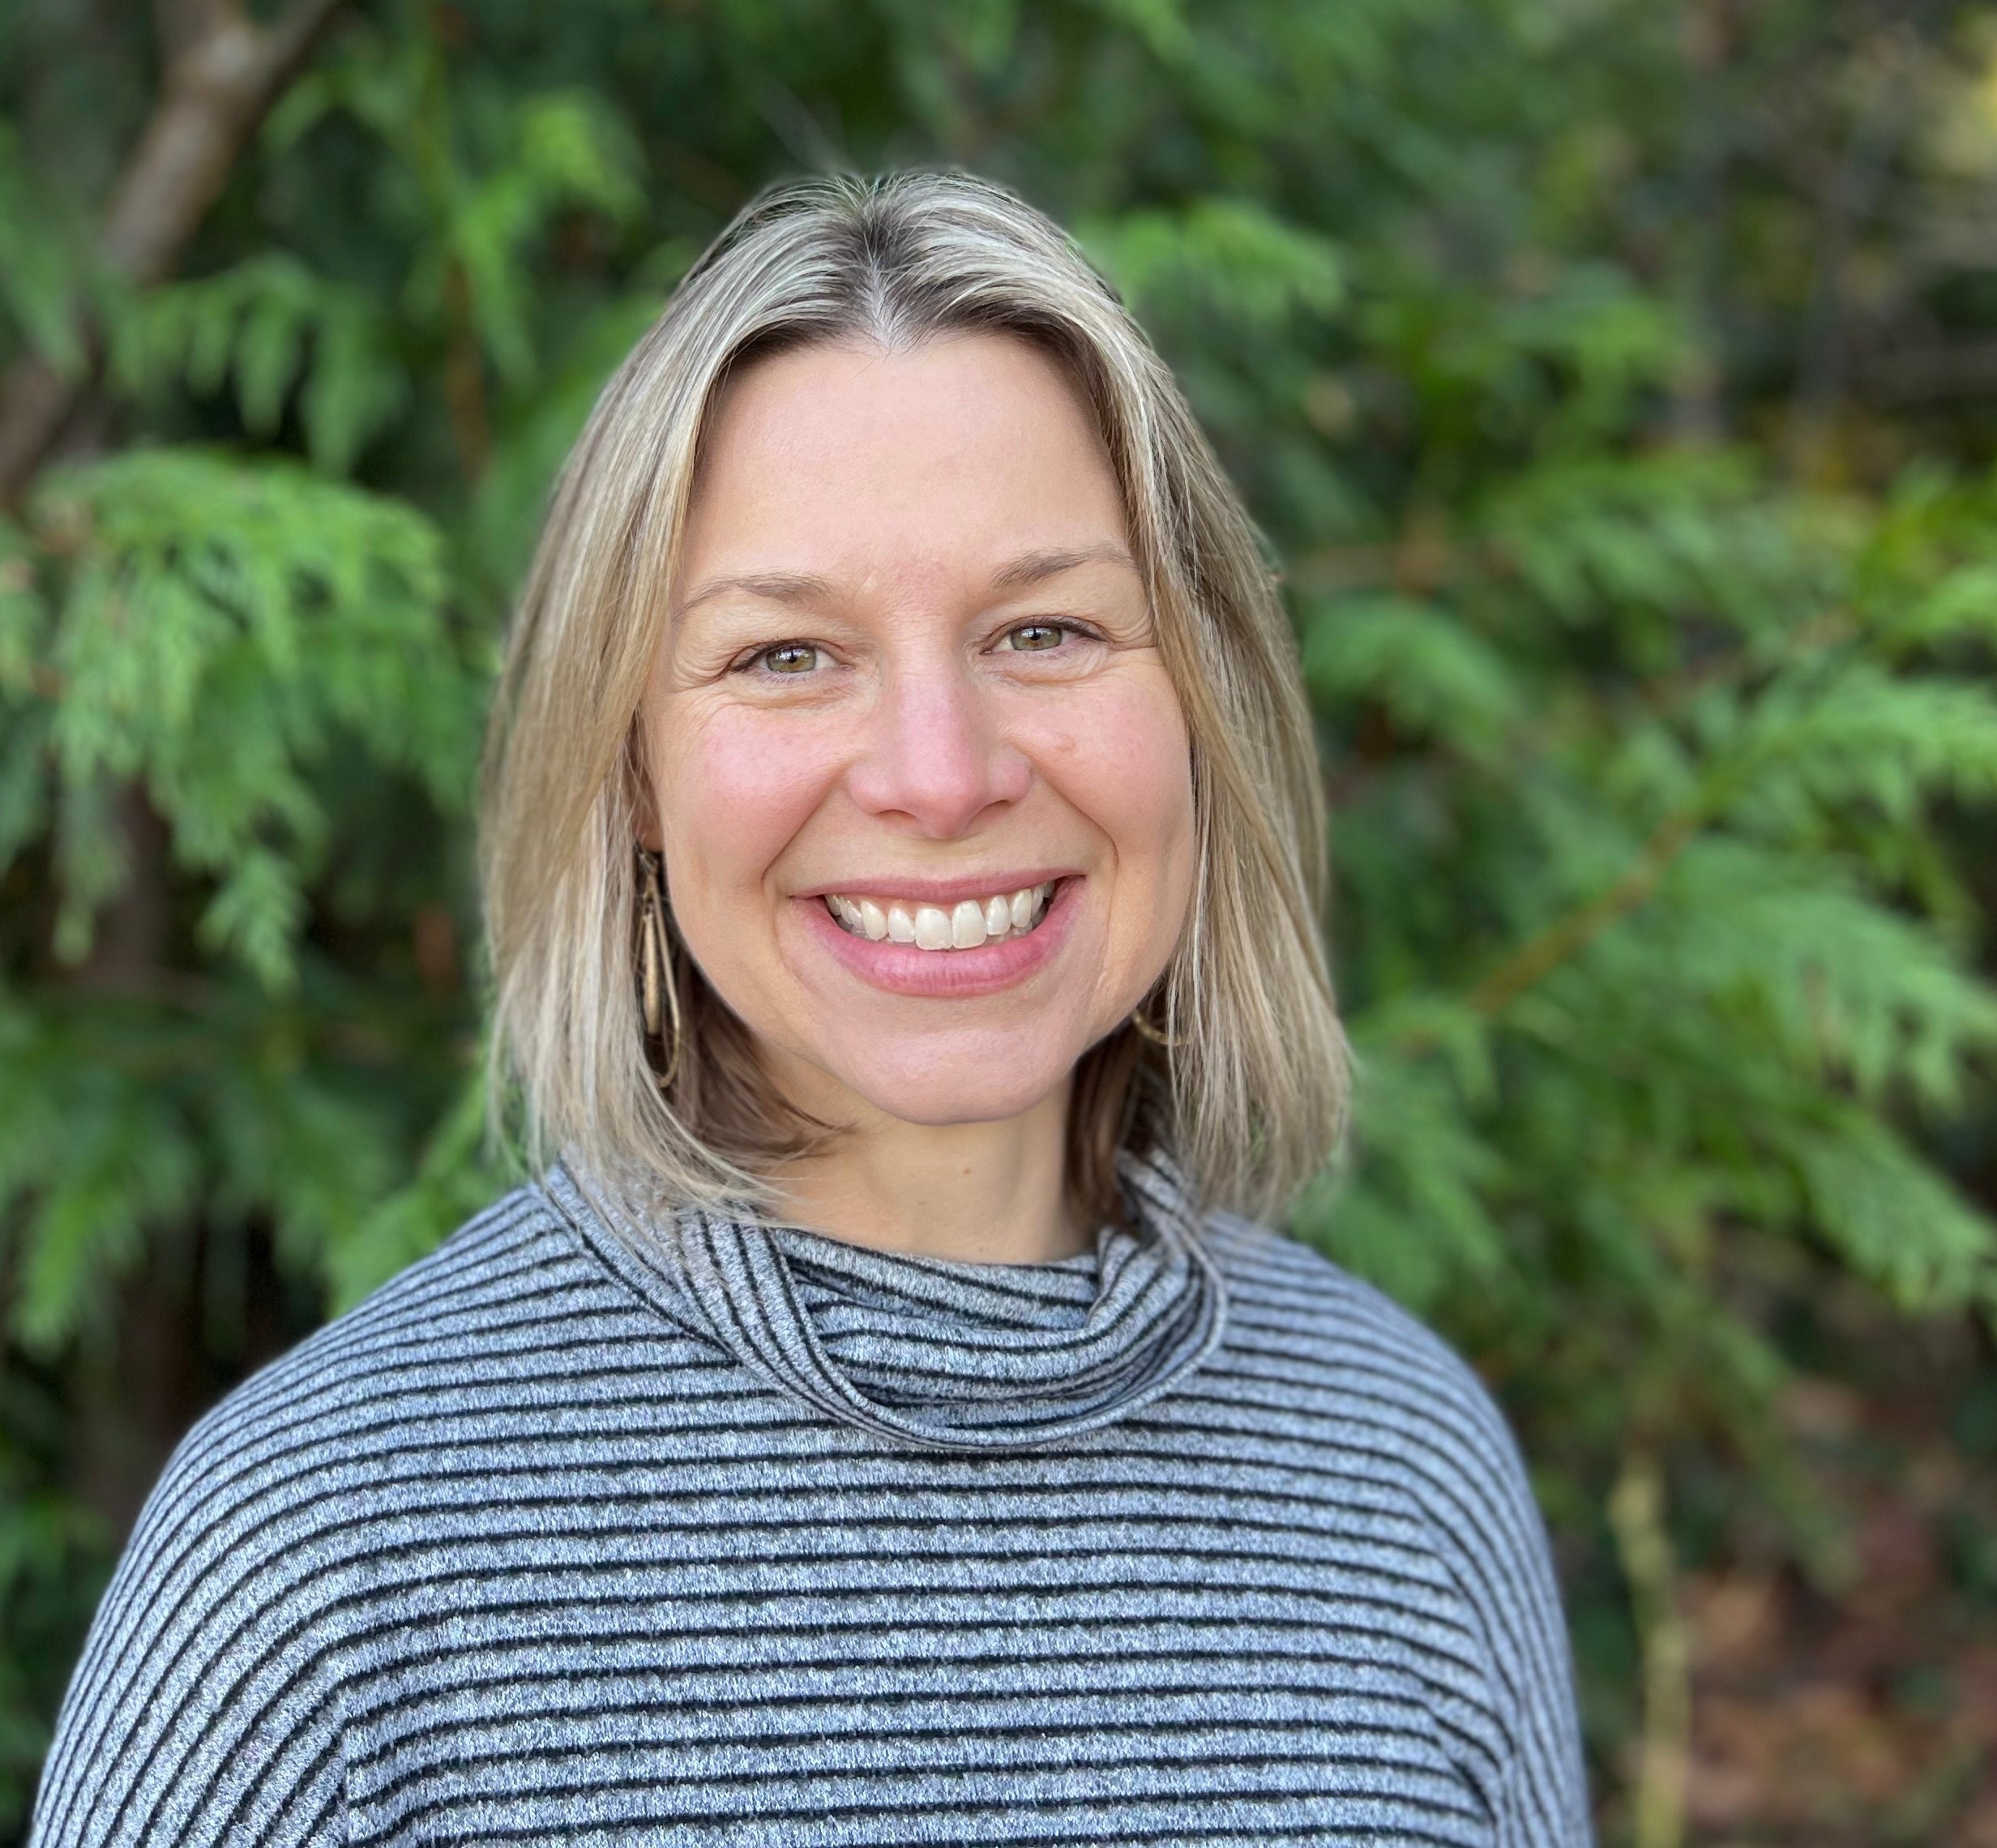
xmin=845 ymin=660 xmax=1032 ymax=839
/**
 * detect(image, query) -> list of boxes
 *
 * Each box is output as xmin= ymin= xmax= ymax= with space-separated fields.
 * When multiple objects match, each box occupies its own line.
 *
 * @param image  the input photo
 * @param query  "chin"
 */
xmin=820 ymin=1042 xmax=1079 ymax=1130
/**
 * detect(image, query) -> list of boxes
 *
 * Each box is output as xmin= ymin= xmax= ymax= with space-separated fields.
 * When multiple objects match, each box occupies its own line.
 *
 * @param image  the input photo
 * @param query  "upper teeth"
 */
xmin=825 ymin=883 xmax=1055 ymax=950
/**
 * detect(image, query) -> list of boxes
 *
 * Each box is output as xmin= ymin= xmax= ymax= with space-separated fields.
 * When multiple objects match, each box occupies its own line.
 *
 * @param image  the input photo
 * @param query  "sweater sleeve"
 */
xmin=1404 ymin=1325 xmax=1594 ymax=1846
xmin=29 ymin=1375 xmax=356 ymax=1847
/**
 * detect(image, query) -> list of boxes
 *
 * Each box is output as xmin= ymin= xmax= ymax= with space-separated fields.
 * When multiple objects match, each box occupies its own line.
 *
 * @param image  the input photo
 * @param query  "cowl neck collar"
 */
xmin=543 ymin=1152 xmax=1226 ymax=1452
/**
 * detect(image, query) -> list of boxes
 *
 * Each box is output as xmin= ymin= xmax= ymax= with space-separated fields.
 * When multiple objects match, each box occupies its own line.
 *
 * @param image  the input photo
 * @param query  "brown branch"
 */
xmin=1289 ymin=528 xmax=1499 ymax=600
xmin=1859 ymin=336 xmax=1997 ymax=406
xmin=1375 ymin=800 xmax=1708 ymax=1067
xmin=440 ymin=261 xmax=490 ymax=481
xmin=1465 ymin=803 xmax=1704 ymax=1023
xmin=1364 ymin=598 xmax=1862 ymax=1060
xmin=1610 ymin=1448 xmax=1691 ymax=1848
xmin=1636 ymin=606 xmax=1856 ymax=720
xmin=0 ymin=0 xmax=353 ymax=508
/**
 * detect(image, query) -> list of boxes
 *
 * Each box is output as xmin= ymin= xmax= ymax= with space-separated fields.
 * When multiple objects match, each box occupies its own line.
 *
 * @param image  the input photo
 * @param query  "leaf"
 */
xmin=1080 ymin=199 xmax=1345 ymax=326
xmin=23 ymin=449 xmax=471 ymax=986
xmin=1781 ymin=1110 xmax=1997 ymax=1315
xmin=196 ymin=849 xmax=306 ymax=994
xmin=1083 ymin=0 xmax=1195 ymax=62
xmin=1477 ymin=450 xmax=1846 ymax=636
xmin=1591 ymin=839 xmax=1997 ymax=1113
xmin=8 ymin=1085 xmax=199 ymax=1354
xmin=1290 ymin=1026 xmax=1510 ymax=1309
xmin=1721 ymin=662 xmax=1997 ymax=827
xmin=108 ymin=255 xmax=406 ymax=473
xmin=442 ymin=90 xmax=645 ymax=386
xmin=0 ymin=125 xmax=89 ymax=378
xmin=1303 ymin=593 xmax=1525 ymax=763
xmin=327 ymin=1068 xmax=503 ymax=1312
xmin=1883 ymin=560 xmax=1997 ymax=653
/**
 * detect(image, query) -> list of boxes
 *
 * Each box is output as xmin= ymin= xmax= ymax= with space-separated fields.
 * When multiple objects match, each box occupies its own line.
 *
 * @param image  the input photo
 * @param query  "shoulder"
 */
xmin=1197 ymin=1213 xmax=1563 ymax=1666
xmin=1200 ymin=1213 xmax=1593 ymax=1845
xmin=1201 ymin=1210 xmax=1531 ymax=1492
xmin=26 ymin=1185 xmax=602 ymax=1846
xmin=104 ymin=1180 xmax=618 ymax=1566
xmin=146 ymin=1183 xmax=583 ymax=1508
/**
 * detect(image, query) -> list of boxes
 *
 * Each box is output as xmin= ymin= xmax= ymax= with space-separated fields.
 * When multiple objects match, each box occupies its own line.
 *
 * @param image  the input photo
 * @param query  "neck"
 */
xmin=761 ymin=1064 xmax=1088 ymax=1265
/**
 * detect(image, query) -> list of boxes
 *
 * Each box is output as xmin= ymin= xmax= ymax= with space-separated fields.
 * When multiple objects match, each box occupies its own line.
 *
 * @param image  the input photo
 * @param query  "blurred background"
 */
xmin=2 ymin=0 xmax=1995 ymax=1841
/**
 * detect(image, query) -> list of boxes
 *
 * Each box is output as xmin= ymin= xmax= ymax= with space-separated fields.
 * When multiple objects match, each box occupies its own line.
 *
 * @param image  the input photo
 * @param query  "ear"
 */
xmin=622 ymin=720 xmax=666 ymax=853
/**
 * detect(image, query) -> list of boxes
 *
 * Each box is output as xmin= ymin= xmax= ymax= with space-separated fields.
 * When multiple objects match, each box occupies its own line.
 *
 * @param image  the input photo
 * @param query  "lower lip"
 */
xmin=795 ymin=881 xmax=1079 ymax=999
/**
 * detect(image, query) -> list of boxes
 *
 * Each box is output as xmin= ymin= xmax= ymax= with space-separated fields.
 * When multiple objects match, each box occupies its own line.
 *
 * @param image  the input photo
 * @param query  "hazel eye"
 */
xmin=757 ymin=642 xmax=820 ymax=675
xmin=1003 ymin=622 xmax=1067 ymax=652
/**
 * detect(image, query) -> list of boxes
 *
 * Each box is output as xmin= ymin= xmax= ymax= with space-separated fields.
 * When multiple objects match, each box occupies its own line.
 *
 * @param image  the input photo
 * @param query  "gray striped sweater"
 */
xmin=31 ymin=1154 xmax=1593 ymax=1846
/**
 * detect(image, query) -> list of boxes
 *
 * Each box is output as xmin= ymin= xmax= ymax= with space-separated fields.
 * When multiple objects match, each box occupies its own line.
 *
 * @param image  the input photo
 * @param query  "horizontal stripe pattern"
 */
xmin=30 ymin=1161 xmax=1591 ymax=1846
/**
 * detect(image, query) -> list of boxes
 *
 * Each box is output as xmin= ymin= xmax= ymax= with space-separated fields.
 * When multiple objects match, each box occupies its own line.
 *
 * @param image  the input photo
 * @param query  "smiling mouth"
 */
xmin=823 ymin=881 xmax=1059 ymax=952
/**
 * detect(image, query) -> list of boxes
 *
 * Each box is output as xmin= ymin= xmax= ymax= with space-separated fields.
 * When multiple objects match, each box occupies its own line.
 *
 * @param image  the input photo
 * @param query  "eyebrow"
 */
xmin=988 ymin=542 xmax=1138 ymax=590
xmin=674 ymin=570 xmax=834 ymax=615
xmin=674 ymin=543 xmax=1138 ymax=616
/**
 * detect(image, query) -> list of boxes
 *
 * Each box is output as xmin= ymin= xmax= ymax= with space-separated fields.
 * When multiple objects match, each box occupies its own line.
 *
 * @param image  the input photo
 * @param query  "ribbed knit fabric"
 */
xmin=30 ymin=1153 xmax=1593 ymax=1846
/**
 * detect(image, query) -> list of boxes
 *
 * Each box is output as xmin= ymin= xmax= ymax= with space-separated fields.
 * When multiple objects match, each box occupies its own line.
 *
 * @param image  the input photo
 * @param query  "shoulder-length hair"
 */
xmin=482 ymin=169 xmax=1351 ymax=1229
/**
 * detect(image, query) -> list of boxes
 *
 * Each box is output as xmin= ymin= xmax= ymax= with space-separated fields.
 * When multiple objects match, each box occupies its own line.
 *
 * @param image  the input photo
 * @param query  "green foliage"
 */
xmin=0 ymin=1363 xmax=107 ymax=1833
xmin=327 ymin=1062 xmax=504 ymax=1313
xmin=111 ymin=257 xmax=406 ymax=474
xmin=4 ymin=0 xmax=1997 ymax=1841
xmin=0 ymin=128 xmax=90 ymax=381
xmin=1302 ymin=593 xmax=1525 ymax=764
xmin=269 ymin=21 xmax=647 ymax=391
xmin=1080 ymin=199 xmax=1346 ymax=326
xmin=3 ymin=449 xmax=473 ymax=986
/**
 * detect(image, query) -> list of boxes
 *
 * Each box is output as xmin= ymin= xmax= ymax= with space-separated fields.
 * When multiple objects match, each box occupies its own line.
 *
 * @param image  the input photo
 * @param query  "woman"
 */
xmin=32 ymin=173 xmax=1591 ymax=1846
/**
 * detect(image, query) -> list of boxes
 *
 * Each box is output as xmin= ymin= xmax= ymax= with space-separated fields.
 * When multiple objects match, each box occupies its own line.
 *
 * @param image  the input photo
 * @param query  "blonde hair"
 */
xmin=482 ymin=170 xmax=1351 ymax=1226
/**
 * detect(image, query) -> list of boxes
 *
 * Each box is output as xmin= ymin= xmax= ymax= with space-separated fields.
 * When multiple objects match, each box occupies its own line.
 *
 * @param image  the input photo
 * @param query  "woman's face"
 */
xmin=639 ymin=332 xmax=1196 ymax=1131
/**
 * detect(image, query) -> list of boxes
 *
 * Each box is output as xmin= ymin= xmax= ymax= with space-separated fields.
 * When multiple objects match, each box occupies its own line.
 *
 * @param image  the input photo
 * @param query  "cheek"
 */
xmin=1029 ymin=669 xmax=1196 ymax=923
xmin=651 ymin=704 xmax=832 ymax=938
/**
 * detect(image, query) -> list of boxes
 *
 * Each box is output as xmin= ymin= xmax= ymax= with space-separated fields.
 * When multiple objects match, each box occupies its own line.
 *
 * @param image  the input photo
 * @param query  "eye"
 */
xmin=751 ymin=642 xmax=820 ymax=675
xmin=1000 ymin=622 xmax=1069 ymax=652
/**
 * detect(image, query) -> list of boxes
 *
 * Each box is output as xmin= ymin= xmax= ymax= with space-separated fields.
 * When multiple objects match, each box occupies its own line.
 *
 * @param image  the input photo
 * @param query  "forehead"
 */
xmin=679 ymin=333 xmax=1130 ymax=586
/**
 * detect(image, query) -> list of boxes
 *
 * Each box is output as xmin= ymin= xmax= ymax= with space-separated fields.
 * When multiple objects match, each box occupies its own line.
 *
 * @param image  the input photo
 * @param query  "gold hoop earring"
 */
xmin=635 ymin=846 xmax=683 ymax=1090
xmin=1129 ymin=996 xmax=1184 ymax=1049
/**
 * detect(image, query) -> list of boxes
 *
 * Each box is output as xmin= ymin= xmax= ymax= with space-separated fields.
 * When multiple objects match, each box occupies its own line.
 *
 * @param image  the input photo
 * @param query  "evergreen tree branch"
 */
xmin=1465 ymin=804 xmax=1705 ymax=1023
xmin=1383 ymin=800 xmax=1708 ymax=1065
xmin=0 ymin=0 xmax=352 ymax=508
